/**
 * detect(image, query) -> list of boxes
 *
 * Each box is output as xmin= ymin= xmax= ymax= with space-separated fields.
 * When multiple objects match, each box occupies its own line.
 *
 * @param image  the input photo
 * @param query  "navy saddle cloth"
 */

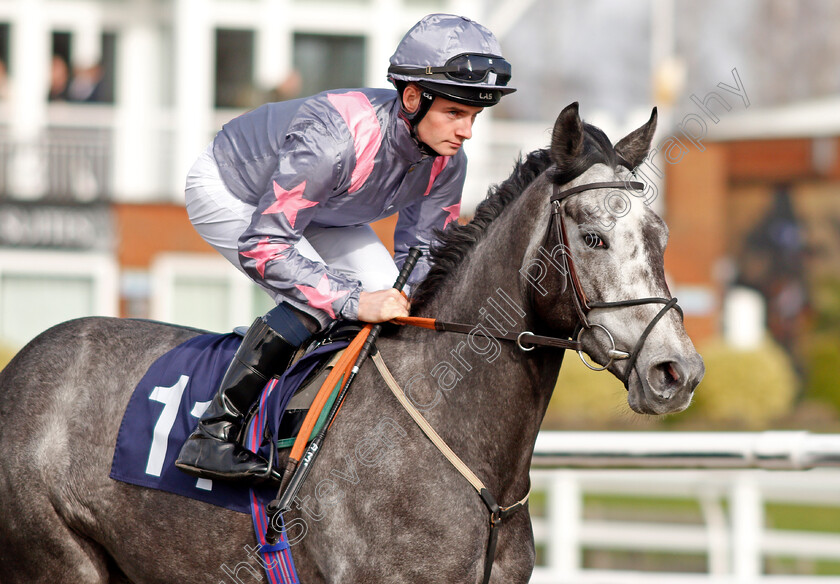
xmin=109 ymin=332 xmax=346 ymax=513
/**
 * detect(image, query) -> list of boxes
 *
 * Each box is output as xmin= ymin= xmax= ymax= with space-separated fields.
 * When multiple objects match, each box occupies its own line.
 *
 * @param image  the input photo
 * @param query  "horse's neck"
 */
xmin=381 ymin=325 xmax=557 ymax=498
xmin=398 ymin=190 xmax=564 ymax=494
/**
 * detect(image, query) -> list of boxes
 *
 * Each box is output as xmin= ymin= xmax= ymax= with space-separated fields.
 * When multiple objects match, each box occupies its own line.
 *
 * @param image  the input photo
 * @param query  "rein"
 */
xmin=392 ymin=316 xmax=581 ymax=351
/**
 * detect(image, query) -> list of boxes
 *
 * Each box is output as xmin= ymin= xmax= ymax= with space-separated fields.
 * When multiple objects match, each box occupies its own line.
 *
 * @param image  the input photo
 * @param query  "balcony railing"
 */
xmin=0 ymin=127 xmax=112 ymax=203
xmin=0 ymin=103 xmax=558 ymax=208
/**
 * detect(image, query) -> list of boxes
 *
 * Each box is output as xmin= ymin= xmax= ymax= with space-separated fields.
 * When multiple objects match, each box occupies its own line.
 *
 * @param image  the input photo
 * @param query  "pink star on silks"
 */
xmin=442 ymin=202 xmax=461 ymax=228
xmin=263 ymin=180 xmax=318 ymax=228
xmin=295 ymin=274 xmax=349 ymax=320
xmin=240 ymin=238 xmax=291 ymax=277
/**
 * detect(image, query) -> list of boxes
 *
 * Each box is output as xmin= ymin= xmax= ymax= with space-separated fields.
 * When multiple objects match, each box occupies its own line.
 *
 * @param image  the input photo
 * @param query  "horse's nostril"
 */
xmin=648 ymin=360 xmax=686 ymax=398
xmin=666 ymin=362 xmax=680 ymax=384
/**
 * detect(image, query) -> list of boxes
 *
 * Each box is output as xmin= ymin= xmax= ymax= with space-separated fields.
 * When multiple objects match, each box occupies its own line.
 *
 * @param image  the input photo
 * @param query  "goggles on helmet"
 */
xmin=389 ymin=53 xmax=512 ymax=86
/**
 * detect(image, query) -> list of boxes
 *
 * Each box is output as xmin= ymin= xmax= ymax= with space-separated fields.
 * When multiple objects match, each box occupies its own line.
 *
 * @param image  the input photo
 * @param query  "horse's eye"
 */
xmin=583 ymin=232 xmax=606 ymax=249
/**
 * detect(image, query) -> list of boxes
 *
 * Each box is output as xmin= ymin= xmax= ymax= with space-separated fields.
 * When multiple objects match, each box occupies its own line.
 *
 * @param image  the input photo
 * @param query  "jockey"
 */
xmin=176 ymin=13 xmax=515 ymax=484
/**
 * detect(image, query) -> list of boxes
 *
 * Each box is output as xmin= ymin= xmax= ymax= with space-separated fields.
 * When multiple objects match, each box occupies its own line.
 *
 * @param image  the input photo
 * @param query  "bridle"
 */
xmin=548 ymin=179 xmax=683 ymax=387
xmin=381 ymin=178 xmax=685 ymax=584
xmin=396 ymin=178 xmax=684 ymax=388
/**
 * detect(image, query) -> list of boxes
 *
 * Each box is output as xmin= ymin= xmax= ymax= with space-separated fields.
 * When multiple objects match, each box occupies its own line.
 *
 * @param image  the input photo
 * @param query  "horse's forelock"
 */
xmin=550 ymin=123 xmax=625 ymax=186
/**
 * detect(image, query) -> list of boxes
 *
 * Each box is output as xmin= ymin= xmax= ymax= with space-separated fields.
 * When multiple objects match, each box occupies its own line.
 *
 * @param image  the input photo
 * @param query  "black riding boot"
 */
xmin=175 ymin=317 xmax=300 ymax=484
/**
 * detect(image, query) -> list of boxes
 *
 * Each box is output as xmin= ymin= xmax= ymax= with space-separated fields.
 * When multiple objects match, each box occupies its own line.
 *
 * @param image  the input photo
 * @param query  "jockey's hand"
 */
xmin=357 ymin=289 xmax=410 ymax=323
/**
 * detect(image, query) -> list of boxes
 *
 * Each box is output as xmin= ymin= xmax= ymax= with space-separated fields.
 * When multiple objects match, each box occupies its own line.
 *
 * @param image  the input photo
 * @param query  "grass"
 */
xmin=766 ymin=502 xmax=840 ymax=533
xmin=529 ymin=492 xmax=840 ymax=575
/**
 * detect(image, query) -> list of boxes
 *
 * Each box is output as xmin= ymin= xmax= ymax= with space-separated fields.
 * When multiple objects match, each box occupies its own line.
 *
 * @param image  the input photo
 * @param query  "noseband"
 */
xmin=549 ymin=179 xmax=683 ymax=386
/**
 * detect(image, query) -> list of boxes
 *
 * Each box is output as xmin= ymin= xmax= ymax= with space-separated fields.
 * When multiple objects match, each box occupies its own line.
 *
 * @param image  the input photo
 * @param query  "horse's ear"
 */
xmin=550 ymin=102 xmax=584 ymax=169
xmin=614 ymin=107 xmax=658 ymax=169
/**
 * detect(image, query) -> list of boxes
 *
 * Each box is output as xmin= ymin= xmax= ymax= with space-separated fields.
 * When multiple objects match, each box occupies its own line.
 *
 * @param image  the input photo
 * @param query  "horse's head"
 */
xmin=529 ymin=103 xmax=704 ymax=415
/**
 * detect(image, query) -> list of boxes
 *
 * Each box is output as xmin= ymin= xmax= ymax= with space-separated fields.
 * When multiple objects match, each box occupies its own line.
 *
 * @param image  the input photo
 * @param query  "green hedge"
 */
xmin=684 ymin=337 xmax=797 ymax=429
xmin=544 ymin=352 xmax=642 ymax=429
xmin=804 ymin=334 xmax=840 ymax=414
xmin=544 ymin=337 xmax=798 ymax=430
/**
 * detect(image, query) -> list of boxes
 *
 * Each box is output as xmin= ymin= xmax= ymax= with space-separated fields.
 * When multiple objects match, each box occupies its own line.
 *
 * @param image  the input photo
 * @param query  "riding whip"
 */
xmin=264 ymin=247 xmax=422 ymax=543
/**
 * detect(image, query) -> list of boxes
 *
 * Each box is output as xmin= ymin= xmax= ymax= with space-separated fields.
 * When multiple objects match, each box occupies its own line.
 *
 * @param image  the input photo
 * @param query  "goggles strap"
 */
xmin=388 ymin=54 xmax=511 ymax=86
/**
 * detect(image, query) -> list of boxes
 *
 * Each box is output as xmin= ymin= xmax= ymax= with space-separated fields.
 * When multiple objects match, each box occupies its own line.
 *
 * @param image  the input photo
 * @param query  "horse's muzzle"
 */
xmin=628 ymin=353 xmax=705 ymax=415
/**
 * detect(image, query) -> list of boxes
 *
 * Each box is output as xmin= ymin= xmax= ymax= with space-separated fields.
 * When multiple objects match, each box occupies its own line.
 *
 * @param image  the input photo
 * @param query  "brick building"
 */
xmin=665 ymin=96 xmax=840 ymax=356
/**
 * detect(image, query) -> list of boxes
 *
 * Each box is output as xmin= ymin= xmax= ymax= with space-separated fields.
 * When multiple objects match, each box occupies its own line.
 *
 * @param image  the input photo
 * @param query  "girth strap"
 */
xmin=478 ymin=488 xmax=529 ymax=584
xmin=371 ymin=351 xmax=529 ymax=584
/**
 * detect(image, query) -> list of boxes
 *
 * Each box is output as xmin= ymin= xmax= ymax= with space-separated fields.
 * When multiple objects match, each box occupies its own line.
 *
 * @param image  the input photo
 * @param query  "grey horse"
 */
xmin=0 ymin=103 xmax=704 ymax=583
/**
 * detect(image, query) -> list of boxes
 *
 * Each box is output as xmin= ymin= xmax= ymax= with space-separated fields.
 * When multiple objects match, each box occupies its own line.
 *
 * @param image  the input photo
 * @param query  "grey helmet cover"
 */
xmin=388 ymin=14 xmax=515 ymax=117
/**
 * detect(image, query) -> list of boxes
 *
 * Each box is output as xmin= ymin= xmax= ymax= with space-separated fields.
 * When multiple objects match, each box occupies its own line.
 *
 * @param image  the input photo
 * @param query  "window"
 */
xmin=50 ymin=30 xmax=116 ymax=104
xmin=1 ymin=274 xmax=93 ymax=341
xmin=98 ymin=32 xmax=116 ymax=103
xmin=0 ymin=23 xmax=8 ymax=100
xmin=0 ymin=23 xmax=10 ymax=69
xmin=0 ymin=251 xmax=118 ymax=348
xmin=150 ymin=253 xmax=274 ymax=333
xmin=171 ymin=275 xmax=232 ymax=332
xmin=215 ymin=29 xmax=255 ymax=108
xmin=293 ymin=33 xmax=365 ymax=96
xmin=50 ymin=32 xmax=72 ymax=101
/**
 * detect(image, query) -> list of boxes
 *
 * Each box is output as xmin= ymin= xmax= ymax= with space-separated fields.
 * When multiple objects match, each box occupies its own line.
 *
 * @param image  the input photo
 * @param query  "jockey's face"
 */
xmin=403 ymin=85 xmax=483 ymax=156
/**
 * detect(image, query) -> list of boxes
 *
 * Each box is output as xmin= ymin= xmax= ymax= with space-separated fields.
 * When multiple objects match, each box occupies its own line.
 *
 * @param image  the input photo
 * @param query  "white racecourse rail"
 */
xmin=528 ymin=431 xmax=840 ymax=584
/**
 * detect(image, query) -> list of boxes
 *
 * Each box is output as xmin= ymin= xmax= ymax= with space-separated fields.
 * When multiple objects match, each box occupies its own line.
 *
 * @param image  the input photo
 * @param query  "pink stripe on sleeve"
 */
xmin=423 ymin=156 xmax=450 ymax=196
xmin=327 ymin=92 xmax=383 ymax=193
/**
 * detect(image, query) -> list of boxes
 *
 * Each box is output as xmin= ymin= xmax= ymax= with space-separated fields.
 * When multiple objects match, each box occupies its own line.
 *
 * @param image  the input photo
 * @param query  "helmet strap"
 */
xmin=397 ymin=83 xmax=439 ymax=156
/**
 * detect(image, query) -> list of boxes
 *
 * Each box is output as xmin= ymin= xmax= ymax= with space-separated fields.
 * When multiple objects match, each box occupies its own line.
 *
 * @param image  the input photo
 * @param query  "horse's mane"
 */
xmin=410 ymin=122 xmax=621 ymax=310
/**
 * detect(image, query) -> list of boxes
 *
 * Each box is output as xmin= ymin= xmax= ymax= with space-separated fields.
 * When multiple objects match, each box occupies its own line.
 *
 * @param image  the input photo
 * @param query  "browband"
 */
xmin=551 ymin=180 xmax=645 ymax=203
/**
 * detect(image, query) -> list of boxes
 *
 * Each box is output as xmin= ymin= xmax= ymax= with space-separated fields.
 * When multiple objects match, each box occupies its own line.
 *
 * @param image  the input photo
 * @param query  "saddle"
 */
xmin=242 ymin=319 xmax=364 ymax=455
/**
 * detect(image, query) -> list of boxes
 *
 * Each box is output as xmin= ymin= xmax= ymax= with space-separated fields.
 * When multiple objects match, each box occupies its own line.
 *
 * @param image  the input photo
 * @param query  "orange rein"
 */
xmin=391 ymin=316 xmax=437 ymax=330
xmin=285 ymin=316 xmax=434 ymax=464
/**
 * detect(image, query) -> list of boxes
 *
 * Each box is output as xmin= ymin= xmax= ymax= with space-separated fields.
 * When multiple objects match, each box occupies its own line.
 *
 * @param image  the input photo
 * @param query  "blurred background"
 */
xmin=0 ymin=0 xmax=839 ymax=580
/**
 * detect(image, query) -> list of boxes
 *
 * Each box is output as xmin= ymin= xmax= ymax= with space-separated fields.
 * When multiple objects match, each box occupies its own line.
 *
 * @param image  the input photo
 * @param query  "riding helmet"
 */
xmin=388 ymin=14 xmax=516 ymax=127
